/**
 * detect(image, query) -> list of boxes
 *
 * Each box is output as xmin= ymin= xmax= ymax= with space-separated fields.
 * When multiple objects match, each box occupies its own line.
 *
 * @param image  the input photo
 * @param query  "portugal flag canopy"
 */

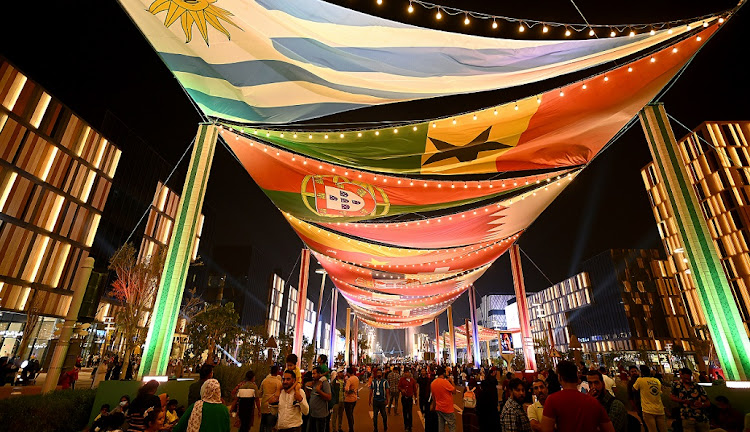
xmin=120 ymin=0 xmax=735 ymax=328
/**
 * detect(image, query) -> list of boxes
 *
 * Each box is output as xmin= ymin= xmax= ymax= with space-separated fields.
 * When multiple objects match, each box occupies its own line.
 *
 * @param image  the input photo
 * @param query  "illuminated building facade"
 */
xmin=0 ymin=57 xmax=120 ymax=357
xmin=528 ymin=249 xmax=696 ymax=365
xmin=642 ymin=121 xmax=750 ymax=338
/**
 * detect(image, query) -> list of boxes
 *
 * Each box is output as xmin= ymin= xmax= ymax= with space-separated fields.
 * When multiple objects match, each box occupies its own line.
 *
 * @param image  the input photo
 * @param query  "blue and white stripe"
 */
xmin=119 ymin=0 xmax=710 ymax=124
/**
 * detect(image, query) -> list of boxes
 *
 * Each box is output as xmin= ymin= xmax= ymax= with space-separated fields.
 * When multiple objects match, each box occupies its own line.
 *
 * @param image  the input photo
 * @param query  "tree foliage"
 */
xmin=237 ymin=325 xmax=268 ymax=365
xmin=185 ymin=302 xmax=240 ymax=362
xmin=108 ymin=243 xmax=165 ymax=370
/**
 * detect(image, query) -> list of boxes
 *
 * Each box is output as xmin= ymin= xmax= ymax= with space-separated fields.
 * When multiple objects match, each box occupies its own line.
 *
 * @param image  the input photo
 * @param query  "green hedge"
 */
xmin=0 ymin=389 xmax=97 ymax=432
xmin=213 ymin=363 xmax=270 ymax=399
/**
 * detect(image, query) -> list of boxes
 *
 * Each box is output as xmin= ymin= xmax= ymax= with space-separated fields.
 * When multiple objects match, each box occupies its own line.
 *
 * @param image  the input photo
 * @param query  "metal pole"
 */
xmin=447 ymin=306 xmax=457 ymax=365
xmin=468 ymin=285 xmax=481 ymax=368
xmin=465 ymin=318 xmax=472 ymax=365
xmin=311 ymin=270 xmax=326 ymax=359
xmin=42 ymin=257 xmax=94 ymax=393
xmin=328 ymin=287 xmax=338 ymax=369
xmin=344 ymin=308 xmax=351 ymax=365
xmin=292 ymin=249 xmax=311 ymax=368
xmin=434 ymin=318 xmax=440 ymax=365
xmin=510 ymin=244 xmax=537 ymax=372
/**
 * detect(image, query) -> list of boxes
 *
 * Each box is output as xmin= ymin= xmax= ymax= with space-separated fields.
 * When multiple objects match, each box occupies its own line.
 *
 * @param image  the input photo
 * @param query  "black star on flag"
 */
xmin=423 ymin=126 xmax=513 ymax=165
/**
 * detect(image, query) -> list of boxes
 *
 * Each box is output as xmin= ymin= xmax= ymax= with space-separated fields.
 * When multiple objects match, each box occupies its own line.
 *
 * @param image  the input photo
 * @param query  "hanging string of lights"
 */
xmin=370 ymin=0 xmax=732 ymax=36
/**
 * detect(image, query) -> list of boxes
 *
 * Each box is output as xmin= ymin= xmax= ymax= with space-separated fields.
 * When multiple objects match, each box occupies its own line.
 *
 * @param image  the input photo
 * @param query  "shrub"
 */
xmin=213 ymin=363 xmax=270 ymax=400
xmin=0 ymin=389 xmax=97 ymax=432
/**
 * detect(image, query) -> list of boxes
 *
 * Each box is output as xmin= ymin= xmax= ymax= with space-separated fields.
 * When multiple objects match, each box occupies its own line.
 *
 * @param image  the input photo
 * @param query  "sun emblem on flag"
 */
xmin=148 ymin=0 xmax=239 ymax=45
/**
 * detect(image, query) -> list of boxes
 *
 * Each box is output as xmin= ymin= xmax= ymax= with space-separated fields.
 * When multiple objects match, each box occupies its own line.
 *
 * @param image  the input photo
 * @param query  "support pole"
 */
xmin=434 ymin=318 xmax=440 ymax=365
xmin=292 ymin=249 xmax=311 ymax=368
xmin=464 ymin=318 xmax=472 ymax=365
xmin=510 ymin=244 xmax=537 ymax=372
xmin=344 ymin=308 xmax=351 ymax=365
xmin=448 ymin=306 xmax=457 ymax=366
xmin=141 ymin=123 xmax=218 ymax=377
xmin=352 ymin=317 xmax=359 ymax=366
xmin=42 ymin=257 xmax=94 ymax=393
xmin=467 ymin=285 xmax=481 ymax=368
xmin=311 ymin=270 xmax=326 ymax=360
xmin=328 ymin=287 xmax=338 ymax=369
xmin=640 ymin=104 xmax=750 ymax=380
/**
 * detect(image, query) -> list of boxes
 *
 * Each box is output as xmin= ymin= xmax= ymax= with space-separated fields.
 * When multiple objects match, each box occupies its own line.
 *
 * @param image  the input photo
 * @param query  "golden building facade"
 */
xmin=0 ymin=57 xmax=120 ymax=319
xmin=642 ymin=121 xmax=750 ymax=337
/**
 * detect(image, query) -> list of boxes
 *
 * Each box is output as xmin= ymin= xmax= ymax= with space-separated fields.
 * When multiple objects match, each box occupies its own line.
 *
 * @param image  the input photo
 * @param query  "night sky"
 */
xmin=2 ymin=0 xmax=748 ymax=351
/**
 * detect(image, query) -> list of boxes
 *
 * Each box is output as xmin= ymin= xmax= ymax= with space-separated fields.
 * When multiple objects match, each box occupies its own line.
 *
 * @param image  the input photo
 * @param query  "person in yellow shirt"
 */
xmin=632 ymin=366 xmax=666 ymax=432
xmin=165 ymin=399 xmax=180 ymax=427
xmin=285 ymin=354 xmax=302 ymax=388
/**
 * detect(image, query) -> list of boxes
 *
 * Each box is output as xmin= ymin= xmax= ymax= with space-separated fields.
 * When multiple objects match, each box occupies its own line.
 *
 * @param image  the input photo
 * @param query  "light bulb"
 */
xmin=650 ymin=29 xmax=655 ymax=35
xmin=376 ymin=0 xmax=382 ymax=5
xmin=514 ymin=104 xmax=519 ymax=111
xmin=719 ymin=17 xmax=725 ymax=23
xmin=375 ymin=131 xmax=380 ymax=135
xmin=432 ymin=123 xmax=436 ymax=128
xmin=543 ymin=26 xmax=549 ymax=33
xmin=687 ymin=24 xmax=692 ymax=30
xmin=589 ymin=28 xmax=595 ymax=36
xmin=493 ymin=109 xmax=498 ymax=115
xmin=324 ymin=134 xmax=328 ymax=139
xmin=464 ymin=16 xmax=470 ymax=25
xmin=610 ymin=30 xmax=616 ymax=37
xmin=565 ymin=29 xmax=571 ymax=37
xmin=413 ymin=126 xmax=417 ymax=131
xmin=559 ymin=90 xmax=564 ymax=97
xmin=473 ymin=115 xmax=477 ymax=120
xmin=627 ymin=67 xmax=632 ymax=72
xmin=293 ymin=134 xmax=297 ymax=138
xmin=697 ymin=36 xmax=702 ymax=41
xmin=357 ymin=132 xmax=362 ymax=137
xmin=519 ymin=23 xmax=525 ymax=32
xmin=308 ymin=135 xmax=313 ymax=139
xmin=604 ymin=75 xmax=609 ymax=81
xmin=672 ymin=48 xmax=678 ymax=53
xmin=537 ymin=96 xmax=541 ymax=104
xmin=650 ymin=56 xmax=656 ymax=63
xmin=629 ymin=30 xmax=635 ymax=37
xmin=436 ymin=9 xmax=442 ymax=20
xmin=393 ymin=128 xmax=398 ymax=133
xmin=407 ymin=3 xmax=413 ymax=13
xmin=492 ymin=20 xmax=498 ymax=29
xmin=703 ymin=22 xmax=708 ymax=27
xmin=668 ymin=28 xmax=673 ymax=34
xmin=452 ymin=119 xmax=457 ymax=125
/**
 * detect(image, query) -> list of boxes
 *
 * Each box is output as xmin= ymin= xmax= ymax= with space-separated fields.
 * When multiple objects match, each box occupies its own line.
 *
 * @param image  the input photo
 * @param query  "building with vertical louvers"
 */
xmin=0 ymin=57 xmax=120 ymax=358
xmin=642 ymin=121 xmax=750 ymax=339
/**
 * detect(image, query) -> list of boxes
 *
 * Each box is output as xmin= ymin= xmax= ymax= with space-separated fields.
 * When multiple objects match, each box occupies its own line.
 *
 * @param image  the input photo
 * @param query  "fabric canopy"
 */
xmin=232 ymin=25 xmax=717 ymax=174
xmin=118 ymin=0 xmax=719 ymax=123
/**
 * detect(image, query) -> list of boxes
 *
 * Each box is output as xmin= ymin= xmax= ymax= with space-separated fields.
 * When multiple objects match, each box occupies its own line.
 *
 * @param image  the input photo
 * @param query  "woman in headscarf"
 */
xmin=173 ymin=378 xmax=230 ymax=432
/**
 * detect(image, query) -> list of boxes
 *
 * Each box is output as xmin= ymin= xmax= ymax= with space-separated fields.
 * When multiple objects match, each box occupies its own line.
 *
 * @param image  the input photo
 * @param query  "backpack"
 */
xmin=463 ymin=387 xmax=477 ymax=409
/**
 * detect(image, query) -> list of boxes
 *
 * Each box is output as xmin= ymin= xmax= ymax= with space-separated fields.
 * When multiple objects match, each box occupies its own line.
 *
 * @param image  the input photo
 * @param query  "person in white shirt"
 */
xmin=528 ymin=379 xmax=549 ymax=432
xmin=270 ymin=370 xmax=309 ymax=432
xmin=599 ymin=367 xmax=616 ymax=396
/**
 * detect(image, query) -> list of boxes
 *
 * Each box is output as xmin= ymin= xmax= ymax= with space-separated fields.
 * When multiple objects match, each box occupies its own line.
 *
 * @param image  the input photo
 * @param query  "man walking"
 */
xmin=632 ymin=365 xmax=666 ymax=432
xmin=541 ymin=360 xmax=615 ymax=432
xmin=344 ymin=366 xmax=359 ymax=432
xmin=258 ymin=365 xmax=282 ymax=432
xmin=500 ymin=378 xmax=532 ymax=432
xmin=671 ymin=368 xmax=711 ymax=432
xmin=527 ymin=380 xmax=548 ymax=432
xmin=331 ymin=370 xmax=346 ymax=432
xmin=417 ymin=368 xmax=433 ymax=414
xmin=370 ymin=368 xmax=390 ymax=432
xmin=309 ymin=366 xmax=332 ymax=432
xmin=387 ymin=366 xmax=401 ymax=415
xmin=430 ymin=366 xmax=456 ymax=432
xmin=270 ymin=370 xmax=309 ymax=432
xmin=587 ymin=370 xmax=627 ymax=432
xmin=398 ymin=368 xmax=418 ymax=432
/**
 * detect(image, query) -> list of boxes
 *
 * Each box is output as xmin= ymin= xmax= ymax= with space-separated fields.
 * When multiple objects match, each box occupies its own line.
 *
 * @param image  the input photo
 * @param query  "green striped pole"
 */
xmin=640 ymin=104 xmax=750 ymax=380
xmin=140 ymin=123 xmax=218 ymax=377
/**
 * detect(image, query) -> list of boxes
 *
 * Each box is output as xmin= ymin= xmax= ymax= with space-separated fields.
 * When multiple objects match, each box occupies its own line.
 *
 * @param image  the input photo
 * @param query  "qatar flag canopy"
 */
xmin=119 ymin=0 xmax=736 ymax=328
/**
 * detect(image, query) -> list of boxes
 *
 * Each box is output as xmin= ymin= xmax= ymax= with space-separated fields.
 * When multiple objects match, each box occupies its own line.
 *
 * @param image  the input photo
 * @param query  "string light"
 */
xmin=514 ymin=104 xmax=519 ymax=111
xmin=629 ymin=30 xmax=636 ymax=37
xmin=473 ymin=114 xmax=477 ymax=120
xmin=627 ymin=67 xmax=632 ymax=72
xmin=559 ymin=90 xmax=565 ymax=97
xmin=697 ymin=36 xmax=702 ymax=41
xmin=375 ymin=131 xmax=380 ymax=135
xmin=376 ymin=0 xmax=382 ymax=5
xmin=650 ymin=56 xmax=656 ymax=63
xmin=702 ymin=21 xmax=708 ymax=27
xmin=293 ymin=133 xmax=298 ymax=138
xmin=464 ymin=14 xmax=470 ymax=25
xmin=719 ymin=17 xmax=725 ymax=23
xmin=565 ymin=28 xmax=571 ymax=37
xmin=492 ymin=20 xmax=498 ymax=29
xmin=536 ymin=96 xmax=541 ymax=104
xmin=610 ymin=30 xmax=616 ymax=37
xmin=588 ymin=28 xmax=595 ymax=36
xmin=672 ymin=48 xmax=678 ymax=53
xmin=542 ymin=25 xmax=549 ymax=33
xmin=650 ymin=29 xmax=656 ymax=35
xmin=413 ymin=126 xmax=418 ymax=131
xmin=582 ymin=83 xmax=587 ymax=89
xmin=357 ymin=132 xmax=362 ymax=137
xmin=407 ymin=2 xmax=413 ymax=13
xmin=435 ymin=8 xmax=442 ymax=20
xmin=604 ymin=75 xmax=609 ymax=81
xmin=518 ymin=23 xmax=525 ymax=32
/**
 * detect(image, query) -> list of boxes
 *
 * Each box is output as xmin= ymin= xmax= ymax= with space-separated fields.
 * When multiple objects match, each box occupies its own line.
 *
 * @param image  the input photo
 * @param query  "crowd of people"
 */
xmin=87 ymin=354 xmax=748 ymax=432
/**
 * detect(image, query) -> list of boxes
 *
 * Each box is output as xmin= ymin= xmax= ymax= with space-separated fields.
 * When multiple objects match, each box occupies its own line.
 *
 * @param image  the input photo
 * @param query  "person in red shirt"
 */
xmin=398 ymin=368 xmax=419 ymax=432
xmin=430 ymin=366 xmax=456 ymax=432
xmin=541 ymin=360 xmax=614 ymax=432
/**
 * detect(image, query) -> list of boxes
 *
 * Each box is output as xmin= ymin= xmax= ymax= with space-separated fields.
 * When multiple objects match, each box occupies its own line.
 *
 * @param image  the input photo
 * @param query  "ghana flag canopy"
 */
xmin=119 ymin=0 xmax=728 ymax=124
xmin=119 ymin=0 xmax=734 ymax=327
